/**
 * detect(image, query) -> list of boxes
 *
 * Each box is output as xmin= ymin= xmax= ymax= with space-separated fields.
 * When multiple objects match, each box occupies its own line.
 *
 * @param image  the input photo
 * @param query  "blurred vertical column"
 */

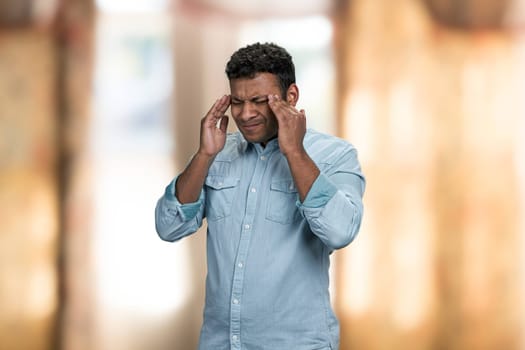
xmin=334 ymin=1 xmax=439 ymax=348
xmin=334 ymin=0 xmax=525 ymax=349
xmin=54 ymin=0 xmax=95 ymax=350
xmin=0 ymin=1 xmax=62 ymax=350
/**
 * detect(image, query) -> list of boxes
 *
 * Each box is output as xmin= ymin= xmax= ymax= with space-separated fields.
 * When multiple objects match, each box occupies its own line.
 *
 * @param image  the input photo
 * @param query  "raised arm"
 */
xmin=268 ymin=93 xmax=365 ymax=250
xmin=176 ymin=95 xmax=231 ymax=203
xmin=155 ymin=95 xmax=230 ymax=241
xmin=268 ymin=93 xmax=319 ymax=202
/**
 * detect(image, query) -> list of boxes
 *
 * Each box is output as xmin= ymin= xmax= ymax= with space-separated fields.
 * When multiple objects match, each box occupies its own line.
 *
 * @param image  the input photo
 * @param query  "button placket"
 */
xmin=229 ymin=147 xmax=272 ymax=347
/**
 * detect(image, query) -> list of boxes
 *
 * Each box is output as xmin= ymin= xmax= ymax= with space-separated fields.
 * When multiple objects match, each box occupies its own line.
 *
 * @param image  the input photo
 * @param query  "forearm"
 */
xmin=176 ymin=152 xmax=214 ymax=203
xmin=285 ymin=148 xmax=320 ymax=202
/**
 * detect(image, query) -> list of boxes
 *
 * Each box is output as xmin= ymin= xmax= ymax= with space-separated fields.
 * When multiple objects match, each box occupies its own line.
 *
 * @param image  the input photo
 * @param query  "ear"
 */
xmin=286 ymin=84 xmax=299 ymax=106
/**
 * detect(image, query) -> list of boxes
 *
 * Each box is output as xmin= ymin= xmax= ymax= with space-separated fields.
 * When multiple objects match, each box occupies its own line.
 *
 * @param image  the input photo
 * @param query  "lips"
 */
xmin=241 ymin=123 xmax=262 ymax=132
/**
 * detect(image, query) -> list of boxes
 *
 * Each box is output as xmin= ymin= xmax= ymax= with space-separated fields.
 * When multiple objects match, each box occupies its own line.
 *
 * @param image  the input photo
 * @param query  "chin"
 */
xmin=245 ymin=137 xmax=264 ymax=144
xmin=240 ymin=130 xmax=276 ymax=145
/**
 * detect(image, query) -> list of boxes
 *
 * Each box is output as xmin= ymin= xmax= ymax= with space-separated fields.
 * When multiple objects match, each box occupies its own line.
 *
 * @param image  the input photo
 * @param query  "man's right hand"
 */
xmin=176 ymin=95 xmax=231 ymax=204
xmin=199 ymin=95 xmax=231 ymax=158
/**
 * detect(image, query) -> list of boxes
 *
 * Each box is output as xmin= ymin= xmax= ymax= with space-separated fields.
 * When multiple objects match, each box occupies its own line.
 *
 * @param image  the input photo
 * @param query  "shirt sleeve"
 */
xmin=155 ymin=175 xmax=205 ymax=242
xmin=297 ymin=147 xmax=365 ymax=250
xmin=300 ymin=173 xmax=338 ymax=208
xmin=163 ymin=178 xmax=204 ymax=220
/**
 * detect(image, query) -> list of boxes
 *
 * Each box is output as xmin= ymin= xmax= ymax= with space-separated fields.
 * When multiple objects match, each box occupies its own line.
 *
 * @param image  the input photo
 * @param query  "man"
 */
xmin=155 ymin=42 xmax=365 ymax=350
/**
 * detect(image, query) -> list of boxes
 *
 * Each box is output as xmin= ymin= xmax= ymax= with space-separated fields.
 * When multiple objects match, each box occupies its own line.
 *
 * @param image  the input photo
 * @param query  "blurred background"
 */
xmin=0 ymin=0 xmax=524 ymax=349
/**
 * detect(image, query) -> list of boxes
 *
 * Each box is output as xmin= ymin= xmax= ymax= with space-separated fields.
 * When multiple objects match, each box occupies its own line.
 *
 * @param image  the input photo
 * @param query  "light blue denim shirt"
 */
xmin=155 ymin=129 xmax=365 ymax=350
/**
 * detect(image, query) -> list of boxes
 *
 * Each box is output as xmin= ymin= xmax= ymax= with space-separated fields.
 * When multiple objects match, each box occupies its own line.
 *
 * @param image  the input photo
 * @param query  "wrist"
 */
xmin=282 ymin=146 xmax=307 ymax=159
xmin=195 ymin=150 xmax=216 ymax=164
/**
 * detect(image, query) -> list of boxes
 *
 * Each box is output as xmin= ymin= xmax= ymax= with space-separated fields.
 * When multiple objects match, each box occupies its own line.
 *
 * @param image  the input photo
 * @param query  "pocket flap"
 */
xmin=270 ymin=179 xmax=296 ymax=193
xmin=205 ymin=176 xmax=239 ymax=190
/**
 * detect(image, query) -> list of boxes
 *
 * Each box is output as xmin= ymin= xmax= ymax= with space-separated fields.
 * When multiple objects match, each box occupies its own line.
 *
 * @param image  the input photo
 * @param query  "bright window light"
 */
xmin=96 ymin=0 xmax=170 ymax=13
xmin=91 ymin=13 xmax=182 ymax=316
xmin=238 ymin=16 xmax=332 ymax=50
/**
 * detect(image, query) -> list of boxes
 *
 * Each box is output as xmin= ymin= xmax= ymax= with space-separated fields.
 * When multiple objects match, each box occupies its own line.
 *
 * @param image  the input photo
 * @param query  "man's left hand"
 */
xmin=268 ymin=94 xmax=306 ymax=156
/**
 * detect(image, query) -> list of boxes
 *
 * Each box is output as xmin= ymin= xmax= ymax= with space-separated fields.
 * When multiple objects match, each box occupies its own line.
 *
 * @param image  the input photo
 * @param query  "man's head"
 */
xmin=225 ymin=42 xmax=296 ymax=98
xmin=225 ymin=43 xmax=299 ymax=145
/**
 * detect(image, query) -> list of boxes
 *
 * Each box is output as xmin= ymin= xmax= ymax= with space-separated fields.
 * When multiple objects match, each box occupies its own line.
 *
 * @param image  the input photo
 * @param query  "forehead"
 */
xmin=229 ymin=72 xmax=281 ymax=98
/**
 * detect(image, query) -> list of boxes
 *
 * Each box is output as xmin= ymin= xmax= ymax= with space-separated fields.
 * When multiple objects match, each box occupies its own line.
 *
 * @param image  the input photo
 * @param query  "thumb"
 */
xmin=218 ymin=115 xmax=229 ymax=133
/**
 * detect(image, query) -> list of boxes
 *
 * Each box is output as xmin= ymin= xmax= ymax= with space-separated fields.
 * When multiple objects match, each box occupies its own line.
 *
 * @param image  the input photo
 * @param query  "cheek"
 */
xmin=230 ymin=106 xmax=240 ymax=115
xmin=230 ymin=108 xmax=241 ymax=121
xmin=267 ymin=112 xmax=278 ymax=126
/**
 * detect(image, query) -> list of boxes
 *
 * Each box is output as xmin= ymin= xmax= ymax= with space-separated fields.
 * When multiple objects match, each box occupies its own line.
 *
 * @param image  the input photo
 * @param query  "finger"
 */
xmin=203 ymin=99 xmax=222 ymax=124
xmin=268 ymin=94 xmax=302 ymax=121
xmin=215 ymin=95 xmax=231 ymax=115
xmin=268 ymin=94 xmax=288 ymax=120
xmin=205 ymin=95 xmax=230 ymax=122
xmin=269 ymin=94 xmax=298 ymax=111
xmin=218 ymin=115 xmax=229 ymax=133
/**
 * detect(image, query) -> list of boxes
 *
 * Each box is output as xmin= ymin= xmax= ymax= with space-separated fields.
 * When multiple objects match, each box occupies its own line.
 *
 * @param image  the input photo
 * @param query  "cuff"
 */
xmin=164 ymin=177 xmax=204 ymax=220
xmin=299 ymin=173 xmax=337 ymax=208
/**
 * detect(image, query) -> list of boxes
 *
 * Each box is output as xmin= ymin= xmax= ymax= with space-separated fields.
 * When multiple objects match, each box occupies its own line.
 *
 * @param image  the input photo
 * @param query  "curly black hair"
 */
xmin=225 ymin=42 xmax=296 ymax=97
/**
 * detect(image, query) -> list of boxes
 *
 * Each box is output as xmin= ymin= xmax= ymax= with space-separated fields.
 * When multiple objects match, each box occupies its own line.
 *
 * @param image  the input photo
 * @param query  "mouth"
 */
xmin=241 ymin=123 xmax=262 ymax=132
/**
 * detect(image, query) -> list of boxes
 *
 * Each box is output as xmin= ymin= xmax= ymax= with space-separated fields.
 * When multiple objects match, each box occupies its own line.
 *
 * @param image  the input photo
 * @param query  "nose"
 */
xmin=239 ymin=101 xmax=257 ymax=121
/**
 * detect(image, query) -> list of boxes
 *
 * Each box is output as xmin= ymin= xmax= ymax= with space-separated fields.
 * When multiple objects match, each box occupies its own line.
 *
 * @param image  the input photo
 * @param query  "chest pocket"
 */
xmin=204 ymin=176 xmax=239 ymax=221
xmin=266 ymin=179 xmax=301 ymax=224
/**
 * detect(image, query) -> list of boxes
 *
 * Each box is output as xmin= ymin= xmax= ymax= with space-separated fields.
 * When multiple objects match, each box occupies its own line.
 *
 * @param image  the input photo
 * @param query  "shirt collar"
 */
xmin=238 ymin=133 xmax=280 ymax=155
xmin=250 ymin=138 xmax=280 ymax=156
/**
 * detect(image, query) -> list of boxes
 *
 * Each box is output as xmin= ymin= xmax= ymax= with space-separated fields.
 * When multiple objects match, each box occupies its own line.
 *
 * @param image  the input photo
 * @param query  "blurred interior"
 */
xmin=0 ymin=0 xmax=524 ymax=349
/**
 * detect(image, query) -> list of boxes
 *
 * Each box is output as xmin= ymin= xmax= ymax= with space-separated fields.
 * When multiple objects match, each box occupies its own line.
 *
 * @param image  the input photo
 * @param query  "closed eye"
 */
xmin=230 ymin=96 xmax=269 ymax=106
xmin=252 ymin=98 xmax=269 ymax=105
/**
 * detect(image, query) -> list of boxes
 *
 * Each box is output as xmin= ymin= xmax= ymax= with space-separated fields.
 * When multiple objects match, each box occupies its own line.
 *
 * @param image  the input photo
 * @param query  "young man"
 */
xmin=155 ymin=42 xmax=365 ymax=350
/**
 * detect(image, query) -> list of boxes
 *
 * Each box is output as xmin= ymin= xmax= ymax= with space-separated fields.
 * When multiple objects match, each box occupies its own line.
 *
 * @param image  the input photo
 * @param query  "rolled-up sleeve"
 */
xmin=297 ymin=147 xmax=365 ymax=250
xmin=155 ymin=176 xmax=205 ymax=242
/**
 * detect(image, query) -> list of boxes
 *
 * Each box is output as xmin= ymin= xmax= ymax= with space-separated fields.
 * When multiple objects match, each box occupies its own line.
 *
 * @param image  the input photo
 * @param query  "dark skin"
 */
xmin=175 ymin=73 xmax=320 ymax=203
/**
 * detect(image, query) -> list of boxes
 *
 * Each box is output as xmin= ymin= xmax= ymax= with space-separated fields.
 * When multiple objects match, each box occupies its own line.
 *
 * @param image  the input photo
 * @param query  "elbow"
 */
xmin=155 ymin=219 xmax=177 ymax=242
xmin=155 ymin=220 xmax=192 ymax=242
xmin=334 ymin=233 xmax=356 ymax=250
xmin=154 ymin=204 xmax=181 ymax=242
xmin=154 ymin=204 xmax=199 ymax=242
xmin=327 ymin=229 xmax=357 ymax=250
xmin=324 ymin=209 xmax=363 ymax=250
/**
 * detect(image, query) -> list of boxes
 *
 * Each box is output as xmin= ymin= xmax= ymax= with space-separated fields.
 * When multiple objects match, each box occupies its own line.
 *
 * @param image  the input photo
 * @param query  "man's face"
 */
xmin=229 ymin=73 xmax=283 ymax=145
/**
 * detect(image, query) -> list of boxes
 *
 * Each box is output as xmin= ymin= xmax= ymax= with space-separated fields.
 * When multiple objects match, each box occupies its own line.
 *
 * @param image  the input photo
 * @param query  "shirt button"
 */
xmin=233 ymin=298 xmax=239 ymax=304
xmin=260 ymin=156 xmax=266 ymax=160
xmin=244 ymin=224 xmax=250 ymax=230
xmin=238 ymin=262 xmax=243 ymax=268
xmin=232 ymin=335 xmax=238 ymax=341
xmin=250 ymin=187 xmax=256 ymax=193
